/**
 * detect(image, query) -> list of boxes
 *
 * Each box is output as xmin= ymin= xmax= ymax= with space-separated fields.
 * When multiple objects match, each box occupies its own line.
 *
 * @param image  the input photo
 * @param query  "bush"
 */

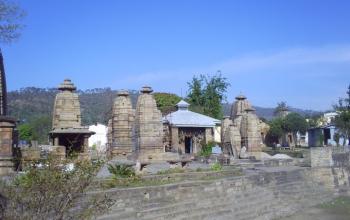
xmin=0 ymin=158 xmax=113 ymax=220
xmin=210 ymin=162 xmax=222 ymax=171
xmin=199 ymin=141 xmax=216 ymax=157
xmin=107 ymin=164 xmax=135 ymax=179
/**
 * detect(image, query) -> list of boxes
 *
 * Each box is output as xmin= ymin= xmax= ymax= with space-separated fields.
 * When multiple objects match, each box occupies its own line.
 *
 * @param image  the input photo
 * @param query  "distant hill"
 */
xmin=8 ymin=87 xmax=321 ymax=125
xmin=221 ymin=104 xmax=321 ymax=121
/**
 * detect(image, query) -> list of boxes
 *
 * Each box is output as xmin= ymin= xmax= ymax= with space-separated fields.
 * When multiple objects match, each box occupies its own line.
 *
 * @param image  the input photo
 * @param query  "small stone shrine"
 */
xmin=0 ymin=51 xmax=17 ymax=175
xmin=49 ymin=79 xmax=94 ymax=159
xmin=163 ymin=100 xmax=220 ymax=154
xmin=109 ymin=90 xmax=134 ymax=157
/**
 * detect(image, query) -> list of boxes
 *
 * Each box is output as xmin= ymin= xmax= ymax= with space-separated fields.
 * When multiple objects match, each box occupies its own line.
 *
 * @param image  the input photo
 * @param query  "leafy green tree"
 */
xmin=202 ymin=73 xmax=230 ymax=119
xmin=333 ymin=84 xmax=350 ymax=145
xmin=306 ymin=113 xmax=323 ymax=128
xmin=187 ymin=75 xmax=204 ymax=107
xmin=28 ymin=115 xmax=51 ymax=144
xmin=153 ymin=92 xmax=181 ymax=115
xmin=265 ymin=118 xmax=284 ymax=146
xmin=187 ymin=72 xmax=230 ymax=119
xmin=18 ymin=123 xmax=33 ymax=142
xmin=283 ymin=112 xmax=308 ymax=147
xmin=0 ymin=0 xmax=25 ymax=44
xmin=274 ymin=101 xmax=288 ymax=116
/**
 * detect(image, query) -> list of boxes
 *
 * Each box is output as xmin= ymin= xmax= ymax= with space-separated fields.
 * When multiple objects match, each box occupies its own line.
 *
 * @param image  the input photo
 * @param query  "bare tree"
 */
xmin=0 ymin=0 xmax=25 ymax=44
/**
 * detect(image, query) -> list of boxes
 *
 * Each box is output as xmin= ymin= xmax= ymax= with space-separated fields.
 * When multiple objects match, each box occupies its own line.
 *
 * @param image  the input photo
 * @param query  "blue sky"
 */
xmin=2 ymin=0 xmax=350 ymax=111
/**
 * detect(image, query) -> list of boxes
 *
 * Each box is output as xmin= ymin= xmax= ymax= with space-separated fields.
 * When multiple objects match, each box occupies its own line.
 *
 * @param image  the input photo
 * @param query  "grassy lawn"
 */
xmin=317 ymin=196 xmax=350 ymax=215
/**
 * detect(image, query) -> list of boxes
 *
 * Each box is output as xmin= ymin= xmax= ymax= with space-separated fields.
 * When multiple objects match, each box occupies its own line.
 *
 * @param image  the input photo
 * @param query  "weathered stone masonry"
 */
xmin=96 ymin=166 xmax=350 ymax=220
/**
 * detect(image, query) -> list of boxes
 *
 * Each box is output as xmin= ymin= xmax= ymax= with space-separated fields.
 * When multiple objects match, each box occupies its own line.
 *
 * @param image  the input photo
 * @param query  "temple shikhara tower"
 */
xmin=222 ymin=94 xmax=268 ymax=159
xmin=0 ymin=51 xmax=17 ymax=175
xmin=49 ymin=79 xmax=94 ymax=158
xmin=135 ymin=86 xmax=164 ymax=158
xmin=109 ymin=90 xmax=134 ymax=157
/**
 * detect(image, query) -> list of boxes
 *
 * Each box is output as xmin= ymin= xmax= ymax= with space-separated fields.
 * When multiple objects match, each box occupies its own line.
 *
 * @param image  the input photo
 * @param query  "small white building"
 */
xmin=88 ymin=123 xmax=108 ymax=152
xmin=323 ymin=112 xmax=338 ymax=124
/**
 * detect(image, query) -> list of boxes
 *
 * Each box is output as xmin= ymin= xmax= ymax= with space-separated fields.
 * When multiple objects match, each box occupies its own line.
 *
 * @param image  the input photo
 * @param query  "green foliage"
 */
xmin=0 ymin=159 xmax=112 ymax=220
xmin=266 ymin=113 xmax=307 ymax=147
xmin=18 ymin=123 xmax=33 ymax=142
xmin=18 ymin=116 xmax=51 ymax=144
xmin=265 ymin=118 xmax=284 ymax=145
xmin=274 ymin=101 xmax=288 ymax=116
xmin=187 ymin=72 xmax=230 ymax=119
xmin=283 ymin=112 xmax=308 ymax=135
xmin=210 ymin=162 xmax=222 ymax=171
xmin=333 ymin=85 xmax=350 ymax=145
xmin=187 ymin=75 xmax=205 ymax=107
xmin=153 ymin=92 xmax=181 ymax=115
xmin=334 ymin=133 xmax=340 ymax=146
xmin=199 ymin=141 xmax=215 ymax=157
xmin=306 ymin=113 xmax=323 ymax=128
xmin=107 ymin=164 xmax=135 ymax=179
xmin=318 ymin=132 xmax=325 ymax=147
xmin=318 ymin=196 xmax=350 ymax=214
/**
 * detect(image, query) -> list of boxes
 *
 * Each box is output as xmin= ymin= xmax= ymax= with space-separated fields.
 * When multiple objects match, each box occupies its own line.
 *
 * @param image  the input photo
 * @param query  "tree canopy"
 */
xmin=274 ymin=101 xmax=288 ymax=116
xmin=283 ymin=112 xmax=308 ymax=135
xmin=333 ymin=84 xmax=350 ymax=144
xmin=153 ymin=92 xmax=181 ymax=115
xmin=0 ymin=0 xmax=25 ymax=44
xmin=186 ymin=72 xmax=230 ymax=119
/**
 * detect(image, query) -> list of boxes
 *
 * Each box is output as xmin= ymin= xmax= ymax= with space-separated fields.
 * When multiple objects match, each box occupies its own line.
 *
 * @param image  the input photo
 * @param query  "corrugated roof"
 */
xmin=163 ymin=100 xmax=220 ymax=127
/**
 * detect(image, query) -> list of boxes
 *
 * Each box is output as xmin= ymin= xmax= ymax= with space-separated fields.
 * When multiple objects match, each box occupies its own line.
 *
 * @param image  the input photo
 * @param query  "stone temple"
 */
xmin=49 ymin=79 xmax=94 ymax=158
xmin=134 ymin=86 xmax=164 ymax=160
xmin=108 ymin=90 xmax=134 ymax=157
xmin=0 ymin=51 xmax=17 ymax=175
xmin=222 ymin=94 xmax=269 ymax=158
xmin=163 ymin=100 xmax=220 ymax=154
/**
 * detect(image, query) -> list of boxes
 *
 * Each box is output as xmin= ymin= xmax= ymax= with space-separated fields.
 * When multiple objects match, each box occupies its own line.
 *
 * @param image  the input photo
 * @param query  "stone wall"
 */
xmin=310 ymin=146 xmax=350 ymax=167
xmin=96 ymin=166 xmax=350 ymax=220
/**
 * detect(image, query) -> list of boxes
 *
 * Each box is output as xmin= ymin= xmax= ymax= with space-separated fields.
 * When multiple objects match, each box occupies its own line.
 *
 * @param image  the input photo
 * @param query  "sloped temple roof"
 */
xmin=163 ymin=100 xmax=220 ymax=128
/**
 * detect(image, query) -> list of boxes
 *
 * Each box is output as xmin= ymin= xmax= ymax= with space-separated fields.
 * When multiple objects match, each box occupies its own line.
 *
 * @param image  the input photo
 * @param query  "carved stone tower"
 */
xmin=135 ymin=86 xmax=163 ymax=157
xmin=240 ymin=107 xmax=261 ymax=152
xmin=110 ymin=90 xmax=134 ymax=157
xmin=0 ymin=51 xmax=17 ymax=175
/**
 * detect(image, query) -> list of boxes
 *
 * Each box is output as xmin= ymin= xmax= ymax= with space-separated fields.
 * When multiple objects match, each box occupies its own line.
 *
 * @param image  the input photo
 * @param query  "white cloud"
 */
xmin=119 ymin=44 xmax=350 ymax=86
xmin=212 ymin=45 xmax=350 ymax=74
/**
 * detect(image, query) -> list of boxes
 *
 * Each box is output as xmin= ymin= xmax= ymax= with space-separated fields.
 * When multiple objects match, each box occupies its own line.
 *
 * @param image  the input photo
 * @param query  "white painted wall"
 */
xmin=88 ymin=123 xmax=107 ymax=152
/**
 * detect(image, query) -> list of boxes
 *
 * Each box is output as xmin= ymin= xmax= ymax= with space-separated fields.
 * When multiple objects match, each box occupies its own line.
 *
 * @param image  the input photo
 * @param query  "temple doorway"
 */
xmin=185 ymin=137 xmax=192 ymax=154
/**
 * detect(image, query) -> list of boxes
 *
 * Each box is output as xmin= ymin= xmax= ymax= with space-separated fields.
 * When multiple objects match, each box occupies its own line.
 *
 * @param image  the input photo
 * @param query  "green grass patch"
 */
xmin=317 ymin=196 xmax=350 ymax=214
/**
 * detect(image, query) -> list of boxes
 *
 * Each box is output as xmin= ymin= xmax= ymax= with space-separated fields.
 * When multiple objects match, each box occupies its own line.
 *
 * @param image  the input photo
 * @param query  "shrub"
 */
xmin=199 ymin=141 xmax=216 ymax=157
xmin=210 ymin=162 xmax=222 ymax=171
xmin=107 ymin=164 xmax=135 ymax=179
xmin=0 ymin=158 xmax=113 ymax=220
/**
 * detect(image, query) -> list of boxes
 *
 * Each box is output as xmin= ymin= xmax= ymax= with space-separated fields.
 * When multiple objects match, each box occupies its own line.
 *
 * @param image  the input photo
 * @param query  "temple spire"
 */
xmin=0 ymin=49 xmax=8 ymax=116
